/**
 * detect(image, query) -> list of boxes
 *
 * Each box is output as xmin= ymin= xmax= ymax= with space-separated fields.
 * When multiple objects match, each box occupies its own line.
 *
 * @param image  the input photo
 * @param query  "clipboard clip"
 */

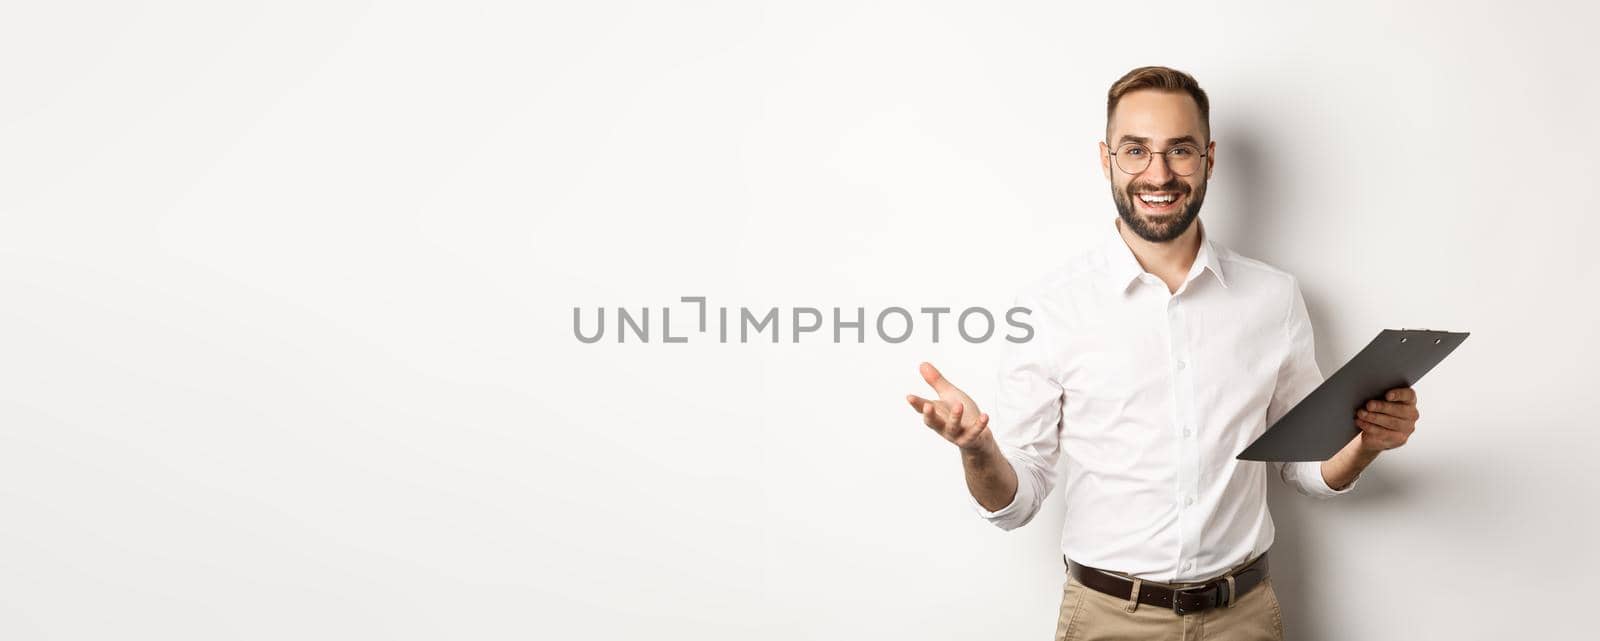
xmin=1394 ymin=329 xmax=1449 ymax=345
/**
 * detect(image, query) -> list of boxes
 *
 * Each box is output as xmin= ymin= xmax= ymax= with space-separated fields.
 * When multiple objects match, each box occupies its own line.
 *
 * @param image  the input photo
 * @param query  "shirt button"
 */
xmin=1182 ymin=427 xmax=1192 ymax=437
xmin=1184 ymin=496 xmax=1194 ymax=506
xmin=1176 ymin=360 xmax=1187 ymax=370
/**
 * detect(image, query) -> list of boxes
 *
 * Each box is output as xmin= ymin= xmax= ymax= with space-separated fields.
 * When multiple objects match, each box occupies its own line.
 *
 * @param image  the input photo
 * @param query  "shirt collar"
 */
xmin=1102 ymin=217 xmax=1229 ymax=294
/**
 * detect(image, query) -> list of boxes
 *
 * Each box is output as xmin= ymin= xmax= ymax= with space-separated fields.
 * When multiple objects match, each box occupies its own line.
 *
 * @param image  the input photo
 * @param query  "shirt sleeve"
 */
xmin=969 ymin=292 xmax=1065 ymax=530
xmin=1268 ymin=275 xmax=1360 ymax=499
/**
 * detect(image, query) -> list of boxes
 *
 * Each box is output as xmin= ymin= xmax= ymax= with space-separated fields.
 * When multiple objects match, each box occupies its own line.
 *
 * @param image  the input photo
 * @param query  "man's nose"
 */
xmin=1142 ymin=152 xmax=1174 ymax=183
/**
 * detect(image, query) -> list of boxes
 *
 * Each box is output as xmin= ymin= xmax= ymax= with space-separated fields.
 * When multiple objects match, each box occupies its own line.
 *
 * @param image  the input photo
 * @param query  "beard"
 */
xmin=1113 ymin=177 xmax=1206 ymax=243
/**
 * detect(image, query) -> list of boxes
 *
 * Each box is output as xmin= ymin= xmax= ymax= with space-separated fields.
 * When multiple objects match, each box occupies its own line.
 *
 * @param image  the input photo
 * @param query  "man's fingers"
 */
xmin=920 ymin=362 xmax=957 ymax=395
xmin=1357 ymin=408 xmax=1412 ymax=432
xmin=911 ymin=366 xmax=988 ymax=448
xmin=1357 ymin=419 xmax=1395 ymax=441
xmin=963 ymin=413 xmax=992 ymax=448
xmin=1355 ymin=409 xmax=1404 ymax=431
xmin=1363 ymin=399 xmax=1419 ymax=420
xmin=919 ymin=398 xmax=955 ymax=431
xmin=906 ymin=394 xmax=930 ymax=413
xmin=1357 ymin=419 xmax=1408 ymax=448
xmin=1384 ymin=387 xmax=1417 ymax=404
xmin=1356 ymin=418 xmax=1393 ymax=432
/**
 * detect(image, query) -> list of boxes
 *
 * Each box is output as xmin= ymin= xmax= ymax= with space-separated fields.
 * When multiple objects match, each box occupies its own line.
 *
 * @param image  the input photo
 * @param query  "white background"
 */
xmin=3 ymin=1 xmax=1597 ymax=639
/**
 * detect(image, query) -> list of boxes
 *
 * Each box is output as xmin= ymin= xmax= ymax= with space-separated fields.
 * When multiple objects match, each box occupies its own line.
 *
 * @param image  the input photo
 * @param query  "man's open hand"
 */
xmin=906 ymin=362 xmax=994 ymax=453
xmin=1354 ymin=387 xmax=1420 ymax=453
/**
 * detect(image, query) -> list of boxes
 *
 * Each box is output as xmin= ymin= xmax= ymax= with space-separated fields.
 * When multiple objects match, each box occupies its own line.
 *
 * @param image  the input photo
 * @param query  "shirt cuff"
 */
xmin=968 ymin=454 xmax=1035 ymax=526
xmin=1293 ymin=459 xmax=1359 ymax=498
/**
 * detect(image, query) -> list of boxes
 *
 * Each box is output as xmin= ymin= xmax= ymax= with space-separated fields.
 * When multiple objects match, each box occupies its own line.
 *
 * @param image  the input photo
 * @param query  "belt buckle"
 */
xmin=1170 ymin=584 xmax=1216 ymax=615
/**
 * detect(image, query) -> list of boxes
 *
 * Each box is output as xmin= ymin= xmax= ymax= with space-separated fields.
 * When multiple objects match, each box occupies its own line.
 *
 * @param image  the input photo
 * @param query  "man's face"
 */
xmin=1100 ymin=90 xmax=1215 ymax=243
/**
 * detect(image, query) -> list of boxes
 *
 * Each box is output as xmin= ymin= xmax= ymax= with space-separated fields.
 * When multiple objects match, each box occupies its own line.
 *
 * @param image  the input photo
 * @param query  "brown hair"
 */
xmin=1106 ymin=66 xmax=1210 ymax=139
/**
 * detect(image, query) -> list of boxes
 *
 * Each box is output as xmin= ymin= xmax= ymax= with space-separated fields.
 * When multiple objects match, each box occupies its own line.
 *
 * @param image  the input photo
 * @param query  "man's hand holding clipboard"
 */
xmin=1239 ymin=329 xmax=1469 ymax=462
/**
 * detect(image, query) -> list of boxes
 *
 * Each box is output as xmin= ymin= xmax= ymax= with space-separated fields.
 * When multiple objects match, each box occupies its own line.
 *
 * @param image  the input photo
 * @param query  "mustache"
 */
xmin=1127 ymin=179 xmax=1189 ymax=195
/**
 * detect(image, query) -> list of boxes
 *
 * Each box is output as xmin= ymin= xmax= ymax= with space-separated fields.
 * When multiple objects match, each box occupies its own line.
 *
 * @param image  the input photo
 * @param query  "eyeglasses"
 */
xmin=1107 ymin=142 xmax=1208 ymax=176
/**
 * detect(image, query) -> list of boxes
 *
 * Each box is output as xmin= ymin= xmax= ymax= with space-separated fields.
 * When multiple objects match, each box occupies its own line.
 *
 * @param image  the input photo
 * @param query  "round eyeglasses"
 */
xmin=1108 ymin=142 xmax=1208 ymax=176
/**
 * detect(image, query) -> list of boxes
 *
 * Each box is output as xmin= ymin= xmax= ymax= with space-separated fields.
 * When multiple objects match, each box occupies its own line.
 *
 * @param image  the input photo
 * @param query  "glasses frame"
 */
xmin=1106 ymin=141 xmax=1210 ymax=177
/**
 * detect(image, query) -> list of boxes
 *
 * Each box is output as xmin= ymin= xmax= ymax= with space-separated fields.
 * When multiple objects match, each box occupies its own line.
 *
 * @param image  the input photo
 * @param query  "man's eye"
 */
xmin=1124 ymin=148 xmax=1146 ymax=157
xmin=1170 ymin=148 xmax=1196 ymax=157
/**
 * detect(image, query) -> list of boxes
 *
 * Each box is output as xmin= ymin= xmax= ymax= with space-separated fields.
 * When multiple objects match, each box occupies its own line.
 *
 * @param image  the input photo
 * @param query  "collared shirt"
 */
xmin=971 ymin=217 xmax=1355 ymax=583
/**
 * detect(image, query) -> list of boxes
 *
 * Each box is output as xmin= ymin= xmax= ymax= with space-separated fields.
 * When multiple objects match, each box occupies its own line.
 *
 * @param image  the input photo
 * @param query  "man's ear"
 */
xmin=1099 ymin=141 xmax=1112 ymax=180
xmin=1204 ymin=139 xmax=1216 ymax=181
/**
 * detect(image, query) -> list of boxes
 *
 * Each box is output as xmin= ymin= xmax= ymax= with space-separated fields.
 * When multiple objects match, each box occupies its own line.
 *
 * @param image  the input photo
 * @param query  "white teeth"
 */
xmin=1139 ymin=194 xmax=1175 ymax=204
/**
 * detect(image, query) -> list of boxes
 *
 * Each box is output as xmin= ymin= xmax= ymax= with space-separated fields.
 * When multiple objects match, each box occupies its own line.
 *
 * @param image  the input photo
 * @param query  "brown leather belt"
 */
xmin=1066 ymin=553 xmax=1269 ymax=615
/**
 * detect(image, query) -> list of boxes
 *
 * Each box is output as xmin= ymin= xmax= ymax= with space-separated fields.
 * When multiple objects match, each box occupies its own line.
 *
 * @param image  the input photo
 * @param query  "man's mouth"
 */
xmin=1134 ymin=191 xmax=1185 ymax=214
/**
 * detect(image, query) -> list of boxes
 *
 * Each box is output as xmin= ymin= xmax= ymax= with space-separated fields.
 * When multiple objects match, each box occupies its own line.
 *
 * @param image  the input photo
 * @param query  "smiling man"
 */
xmin=905 ymin=66 xmax=1421 ymax=640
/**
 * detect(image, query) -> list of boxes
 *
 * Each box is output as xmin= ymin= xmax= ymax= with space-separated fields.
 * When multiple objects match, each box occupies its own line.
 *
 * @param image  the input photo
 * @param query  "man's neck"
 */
xmin=1116 ymin=217 xmax=1202 ymax=294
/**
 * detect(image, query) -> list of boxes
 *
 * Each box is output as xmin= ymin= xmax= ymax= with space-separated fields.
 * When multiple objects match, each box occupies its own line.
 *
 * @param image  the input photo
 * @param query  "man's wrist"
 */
xmin=1322 ymin=441 xmax=1381 ymax=490
xmin=1352 ymin=442 xmax=1386 ymax=461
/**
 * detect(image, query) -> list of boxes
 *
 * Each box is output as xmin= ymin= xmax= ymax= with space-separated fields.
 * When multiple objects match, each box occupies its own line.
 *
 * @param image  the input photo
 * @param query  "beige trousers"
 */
xmin=1054 ymin=565 xmax=1285 ymax=641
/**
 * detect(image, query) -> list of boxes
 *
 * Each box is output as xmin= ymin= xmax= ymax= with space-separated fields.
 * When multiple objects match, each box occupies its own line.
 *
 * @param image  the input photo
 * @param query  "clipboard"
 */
xmin=1237 ymin=329 xmax=1469 ymax=462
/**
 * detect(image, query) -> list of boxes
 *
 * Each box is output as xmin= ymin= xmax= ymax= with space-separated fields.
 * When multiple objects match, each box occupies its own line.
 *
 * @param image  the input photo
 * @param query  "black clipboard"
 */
xmin=1237 ymin=329 xmax=1469 ymax=462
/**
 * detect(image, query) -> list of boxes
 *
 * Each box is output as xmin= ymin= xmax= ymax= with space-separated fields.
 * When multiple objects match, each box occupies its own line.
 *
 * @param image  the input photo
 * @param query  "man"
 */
xmin=904 ymin=66 xmax=1420 ymax=640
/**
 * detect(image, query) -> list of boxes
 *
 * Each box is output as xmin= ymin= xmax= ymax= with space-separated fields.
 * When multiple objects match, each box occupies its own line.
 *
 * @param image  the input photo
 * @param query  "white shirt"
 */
xmin=972 ymin=218 xmax=1356 ymax=583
